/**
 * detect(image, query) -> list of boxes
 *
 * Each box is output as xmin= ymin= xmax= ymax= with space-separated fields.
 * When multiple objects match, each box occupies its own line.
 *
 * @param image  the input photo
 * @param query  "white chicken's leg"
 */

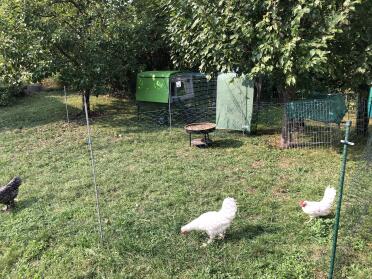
xmin=1 ymin=205 xmax=11 ymax=212
xmin=305 ymin=217 xmax=314 ymax=224
xmin=217 ymin=233 xmax=225 ymax=240
xmin=201 ymin=236 xmax=215 ymax=247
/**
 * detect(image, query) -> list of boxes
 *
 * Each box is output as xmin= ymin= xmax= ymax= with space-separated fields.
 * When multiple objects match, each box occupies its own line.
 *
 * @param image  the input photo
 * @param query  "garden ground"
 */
xmin=0 ymin=91 xmax=370 ymax=278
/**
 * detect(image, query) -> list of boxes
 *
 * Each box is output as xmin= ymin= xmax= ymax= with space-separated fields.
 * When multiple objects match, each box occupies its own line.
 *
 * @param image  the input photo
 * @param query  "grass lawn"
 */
xmin=0 ymin=91 xmax=370 ymax=278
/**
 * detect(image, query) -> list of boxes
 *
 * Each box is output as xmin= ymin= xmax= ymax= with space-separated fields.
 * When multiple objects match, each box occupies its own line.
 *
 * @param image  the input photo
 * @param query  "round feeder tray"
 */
xmin=185 ymin=122 xmax=216 ymax=147
xmin=185 ymin=122 xmax=216 ymax=134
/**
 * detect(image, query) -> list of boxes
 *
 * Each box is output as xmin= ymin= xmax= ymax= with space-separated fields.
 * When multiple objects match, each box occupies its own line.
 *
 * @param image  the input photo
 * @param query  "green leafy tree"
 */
xmin=1 ymin=0 xmax=171 ymax=112
xmin=0 ymin=0 xmax=50 ymax=105
xmin=0 ymin=1 xmax=48 ymax=87
xmin=23 ymin=0 xmax=121 ymax=113
xmin=326 ymin=0 xmax=372 ymax=134
xmin=165 ymin=0 xmax=364 ymax=100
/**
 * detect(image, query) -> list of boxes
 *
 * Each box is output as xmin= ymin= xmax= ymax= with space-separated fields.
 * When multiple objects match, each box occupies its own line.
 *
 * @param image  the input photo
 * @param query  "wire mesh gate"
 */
xmin=280 ymin=97 xmax=346 ymax=148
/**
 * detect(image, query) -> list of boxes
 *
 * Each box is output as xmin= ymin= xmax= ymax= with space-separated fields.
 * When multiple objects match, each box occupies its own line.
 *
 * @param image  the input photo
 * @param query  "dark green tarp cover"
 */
xmin=285 ymin=94 xmax=347 ymax=124
xmin=216 ymin=73 xmax=254 ymax=132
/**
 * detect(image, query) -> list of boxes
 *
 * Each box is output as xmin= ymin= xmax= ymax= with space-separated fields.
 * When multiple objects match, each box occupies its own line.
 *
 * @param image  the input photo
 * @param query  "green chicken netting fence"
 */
xmin=333 ymin=133 xmax=372 ymax=278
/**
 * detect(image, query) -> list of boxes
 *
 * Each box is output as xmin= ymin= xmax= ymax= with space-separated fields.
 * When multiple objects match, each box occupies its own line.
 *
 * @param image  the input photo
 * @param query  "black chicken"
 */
xmin=0 ymin=176 xmax=22 ymax=211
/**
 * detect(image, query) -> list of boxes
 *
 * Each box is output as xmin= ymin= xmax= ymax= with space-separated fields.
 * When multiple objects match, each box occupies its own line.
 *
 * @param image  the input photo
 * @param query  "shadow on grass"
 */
xmin=0 ymin=91 xmax=167 ymax=135
xmin=10 ymin=197 xmax=39 ymax=213
xmin=228 ymin=224 xmax=278 ymax=242
xmin=2 ymin=90 xmax=370 ymax=160
xmin=0 ymin=91 xmax=80 ymax=132
xmin=97 ymin=116 xmax=171 ymax=135
xmin=252 ymin=128 xmax=282 ymax=136
xmin=210 ymin=139 xmax=244 ymax=149
xmin=91 ymin=99 xmax=177 ymax=134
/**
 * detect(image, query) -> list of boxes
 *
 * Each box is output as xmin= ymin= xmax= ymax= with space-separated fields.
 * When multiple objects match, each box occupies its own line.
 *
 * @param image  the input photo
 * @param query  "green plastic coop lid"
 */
xmin=136 ymin=71 xmax=181 ymax=103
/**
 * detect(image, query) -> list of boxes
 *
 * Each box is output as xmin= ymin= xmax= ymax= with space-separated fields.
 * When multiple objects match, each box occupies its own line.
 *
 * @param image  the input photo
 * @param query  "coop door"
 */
xmin=216 ymin=73 xmax=254 ymax=133
xmin=170 ymin=75 xmax=194 ymax=102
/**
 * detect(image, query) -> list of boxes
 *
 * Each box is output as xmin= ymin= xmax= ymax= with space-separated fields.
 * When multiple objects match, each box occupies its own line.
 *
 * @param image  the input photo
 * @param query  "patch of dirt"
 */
xmin=266 ymin=135 xmax=283 ymax=149
xmin=271 ymin=185 xmax=291 ymax=199
xmin=278 ymin=158 xmax=296 ymax=169
xmin=312 ymin=248 xmax=327 ymax=262
xmin=251 ymin=160 xmax=265 ymax=169
xmin=176 ymin=149 xmax=193 ymax=158
xmin=126 ymin=165 xmax=138 ymax=172
xmin=246 ymin=187 xmax=257 ymax=194
xmin=313 ymin=269 xmax=327 ymax=279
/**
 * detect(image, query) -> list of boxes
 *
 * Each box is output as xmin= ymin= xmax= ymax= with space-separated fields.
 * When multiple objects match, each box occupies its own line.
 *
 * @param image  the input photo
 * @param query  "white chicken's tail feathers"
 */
xmin=321 ymin=186 xmax=336 ymax=205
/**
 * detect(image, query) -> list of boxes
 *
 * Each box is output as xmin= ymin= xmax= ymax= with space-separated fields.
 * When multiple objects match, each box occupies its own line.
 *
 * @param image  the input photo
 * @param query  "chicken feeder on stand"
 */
xmin=185 ymin=122 xmax=216 ymax=147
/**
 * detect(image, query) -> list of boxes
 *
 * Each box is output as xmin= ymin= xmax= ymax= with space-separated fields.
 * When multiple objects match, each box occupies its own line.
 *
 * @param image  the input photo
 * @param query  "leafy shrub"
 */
xmin=266 ymin=253 xmax=314 ymax=279
xmin=0 ymin=86 xmax=12 ymax=106
xmin=0 ymin=86 xmax=20 ymax=106
xmin=310 ymin=218 xmax=334 ymax=243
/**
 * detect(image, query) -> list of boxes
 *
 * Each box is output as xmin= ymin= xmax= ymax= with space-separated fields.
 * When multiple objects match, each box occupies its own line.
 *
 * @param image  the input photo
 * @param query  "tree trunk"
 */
xmin=254 ymin=75 xmax=263 ymax=105
xmin=277 ymin=85 xmax=288 ymax=103
xmin=279 ymin=84 xmax=297 ymax=147
xmin=82 ymin=89 xmax=91 ymax=115
xmin=356 ymin=84 xmax=369 ymax=136
xmin=277 ymin=84 xmax=297 ymax=103
xmin=252 ymin=76 xmax=263 ymax=134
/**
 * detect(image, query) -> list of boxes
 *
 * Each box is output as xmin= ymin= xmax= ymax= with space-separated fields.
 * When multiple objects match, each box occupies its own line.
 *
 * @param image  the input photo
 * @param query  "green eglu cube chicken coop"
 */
xmin=136 ymin=71 xmax=216 ymax=125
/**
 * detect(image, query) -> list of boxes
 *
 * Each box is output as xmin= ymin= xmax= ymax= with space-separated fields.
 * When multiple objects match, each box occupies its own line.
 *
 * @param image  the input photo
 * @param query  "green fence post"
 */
xmin=328 ymin=120 xmax=354 ymax=278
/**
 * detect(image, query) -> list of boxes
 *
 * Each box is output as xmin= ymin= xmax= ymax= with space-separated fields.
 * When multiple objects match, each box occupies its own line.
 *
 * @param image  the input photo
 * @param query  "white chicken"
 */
xmin=299 ymin=186 xmax=337 ymax=222
xmin=181 ymin=197 xmax=237 ymax=246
